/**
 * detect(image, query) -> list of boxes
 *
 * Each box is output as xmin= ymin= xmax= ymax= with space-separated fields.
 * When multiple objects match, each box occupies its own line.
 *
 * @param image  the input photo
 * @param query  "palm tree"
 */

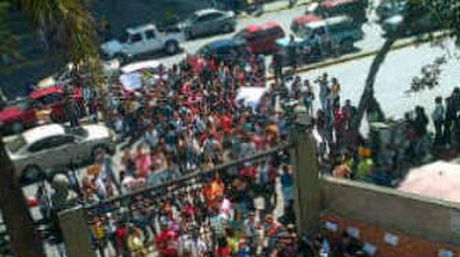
xmin=0 ymin=1 xmax=101 ymax=256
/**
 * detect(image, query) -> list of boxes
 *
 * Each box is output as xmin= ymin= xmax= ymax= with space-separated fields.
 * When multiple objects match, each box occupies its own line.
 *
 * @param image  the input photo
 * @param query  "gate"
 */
xmin=58 ymin=112 xmax=321 ymax=257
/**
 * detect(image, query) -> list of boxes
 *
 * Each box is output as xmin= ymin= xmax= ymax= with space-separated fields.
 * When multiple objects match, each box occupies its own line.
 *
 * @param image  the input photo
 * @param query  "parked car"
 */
xmin=233 ymin=21 xmax=285 ymax=54
xmin=381 ymin=12 xmax=441 ymax=37
xmin=198 ymin=38 xmax=247 ymax=62
xmin=276 ymin=16 xmax=363 ymax=65
xmin=0 ymin=87 xmax=83 ymax=135
xmin=305 ymin=0 xmax=368 ymax=23
xmin=291 ymin=14 xmax=323 ymax=35
xmin=376 ymin=0 xmax=407 ymax=22
xmin=179 ymin=9 xmax=236 ymax=40
xmin=4 ymin=124 xmax=116 ymax=184
xmin=100 ymin=23 xmax=184 ymax=61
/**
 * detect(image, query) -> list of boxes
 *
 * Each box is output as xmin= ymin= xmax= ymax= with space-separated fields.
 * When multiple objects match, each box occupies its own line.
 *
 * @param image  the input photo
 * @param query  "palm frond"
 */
xmin=15 ymin=0 xmax=100 ymax=64
xmin=0 ymin=1 xmax=21 ymax=60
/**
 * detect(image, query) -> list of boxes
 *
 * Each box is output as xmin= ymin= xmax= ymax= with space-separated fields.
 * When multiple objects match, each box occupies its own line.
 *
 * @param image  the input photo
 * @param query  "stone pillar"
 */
xmin=290 ymin=109 xmax=321 ymax=235
xmin=58 ymin=206 xmax=96 ymax=257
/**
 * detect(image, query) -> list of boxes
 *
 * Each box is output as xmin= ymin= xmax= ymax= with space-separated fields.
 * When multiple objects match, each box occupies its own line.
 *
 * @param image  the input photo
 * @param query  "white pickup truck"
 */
xmin=100 ymin=24 xmax=184 ymax=61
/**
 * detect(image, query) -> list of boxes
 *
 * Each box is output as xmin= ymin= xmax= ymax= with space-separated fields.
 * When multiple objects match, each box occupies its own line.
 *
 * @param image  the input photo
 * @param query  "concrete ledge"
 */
xmin=321 ymin=175 xmax=460 ymax=210
xmin=320 ymin=175 xmax=460 ymax=246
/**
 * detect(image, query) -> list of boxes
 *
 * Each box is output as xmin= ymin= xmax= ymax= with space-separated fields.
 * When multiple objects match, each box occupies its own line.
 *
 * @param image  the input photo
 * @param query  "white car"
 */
xmin=100 ymin=23 xmax=184 ymax=61
xmin=3 ymin=124 xmax=116 ymax=184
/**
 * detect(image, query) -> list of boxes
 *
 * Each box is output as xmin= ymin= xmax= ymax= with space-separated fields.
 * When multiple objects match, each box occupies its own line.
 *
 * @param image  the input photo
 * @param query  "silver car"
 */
xmin=3 ymin=123 xmax=116 ymax=184
xmin=180 ymin=9 xmax=236 ymax=40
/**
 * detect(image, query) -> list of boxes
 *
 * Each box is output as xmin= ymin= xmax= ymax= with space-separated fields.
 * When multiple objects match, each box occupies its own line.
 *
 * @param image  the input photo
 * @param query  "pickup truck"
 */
xmin=276 ymin=15 xmax=363 ymax=65
xmin=100 ymin=23 xmax=185 ymax=61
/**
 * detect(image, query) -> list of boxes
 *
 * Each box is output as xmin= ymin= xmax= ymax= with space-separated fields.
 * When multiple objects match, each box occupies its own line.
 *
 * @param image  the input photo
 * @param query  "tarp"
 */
xmin=121 ymin=60 xmax=160 ymax=74
xmin=236 ymin=87 xmax=268 ymax=109
xmin=398 ymin=160 xmax=460 ymax=203
xmin=119 ymin=72 xmax=143 ymax=91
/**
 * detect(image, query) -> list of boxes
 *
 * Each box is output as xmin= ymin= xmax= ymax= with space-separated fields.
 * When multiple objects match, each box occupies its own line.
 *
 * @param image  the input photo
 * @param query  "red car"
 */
xmin=233 ymin=21 xmax=285 ymax=54
xmin=0 ymin=87 xmax=83 ymax=134
xmin=291 ymin=14 xmax=323 ymax=35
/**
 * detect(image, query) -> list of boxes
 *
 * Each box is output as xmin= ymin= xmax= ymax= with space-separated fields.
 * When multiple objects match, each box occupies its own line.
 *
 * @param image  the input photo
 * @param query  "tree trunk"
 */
xmin=351 ymin=24 xmax=407 ymax=133
xmin=0 ymin=141 xmax=46 ymax=257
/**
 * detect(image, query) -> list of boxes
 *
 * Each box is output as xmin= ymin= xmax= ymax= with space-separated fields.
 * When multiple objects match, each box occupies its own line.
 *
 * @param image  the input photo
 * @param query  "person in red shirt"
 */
xmin=239 ymin=162 xmax=256 ymax=181
xmin=115 ymin=221 xmax=129 ymax=257
xmin=215 ymin=237 xmax=232 ymax=257
xmin=156 ymin=223 xmax=179 ymax=257
xmin=334 ymin=108 xmax=346 ymax=148
xmin=221 ymin=113 xmax=233 ymax=134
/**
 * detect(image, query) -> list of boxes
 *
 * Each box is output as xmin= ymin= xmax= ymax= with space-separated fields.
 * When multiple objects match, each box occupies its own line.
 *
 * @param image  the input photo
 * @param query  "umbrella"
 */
xmin=398 ymin=161 xmax=460 ymax=203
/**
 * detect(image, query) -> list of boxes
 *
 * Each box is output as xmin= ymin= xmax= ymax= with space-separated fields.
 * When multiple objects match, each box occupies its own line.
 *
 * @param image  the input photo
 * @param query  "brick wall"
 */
xmin=321 ymin=214 xmax=460 ymax=257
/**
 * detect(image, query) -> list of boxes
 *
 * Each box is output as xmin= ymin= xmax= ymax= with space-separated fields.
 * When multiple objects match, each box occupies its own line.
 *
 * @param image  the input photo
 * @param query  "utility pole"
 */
xmin=0 ymin=141 xmax=46 ymax=257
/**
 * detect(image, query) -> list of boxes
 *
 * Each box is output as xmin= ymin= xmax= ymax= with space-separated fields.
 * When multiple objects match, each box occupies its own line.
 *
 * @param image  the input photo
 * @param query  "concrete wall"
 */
xmin=320 ymin=176 xmax=460 ymax=247
xmin=321 ymin=214 xmax=460 ymax=257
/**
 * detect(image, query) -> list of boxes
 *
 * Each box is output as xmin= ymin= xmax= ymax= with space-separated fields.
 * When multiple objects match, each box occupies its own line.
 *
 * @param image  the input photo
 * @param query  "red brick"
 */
xmin=321 ymin=215 xmax=460 ymax=257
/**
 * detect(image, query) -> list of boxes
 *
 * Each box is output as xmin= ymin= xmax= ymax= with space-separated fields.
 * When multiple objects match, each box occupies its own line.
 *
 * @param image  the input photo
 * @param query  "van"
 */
xmin=234 ymin=21 xmax=285 ymax=54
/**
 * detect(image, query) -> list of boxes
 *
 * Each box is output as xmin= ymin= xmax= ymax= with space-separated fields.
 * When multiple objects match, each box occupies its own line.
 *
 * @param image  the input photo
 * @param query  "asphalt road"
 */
xmin=127 ymin=3 xmax=387 ymax=67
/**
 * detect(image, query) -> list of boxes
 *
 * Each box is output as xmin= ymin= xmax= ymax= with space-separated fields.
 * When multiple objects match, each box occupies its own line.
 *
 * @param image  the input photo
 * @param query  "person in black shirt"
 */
xmin=287 ymin=35 xmax=298 ymax=72
xmin=272 ymin=50 xmax=283 ymax=85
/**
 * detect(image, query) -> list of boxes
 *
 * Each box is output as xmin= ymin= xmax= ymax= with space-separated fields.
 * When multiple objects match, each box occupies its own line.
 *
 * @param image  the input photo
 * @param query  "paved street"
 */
xmin=137 ymin=2 xmax=387 ymax=67
xmin=297 ymin=38 xmax=460 ymax=132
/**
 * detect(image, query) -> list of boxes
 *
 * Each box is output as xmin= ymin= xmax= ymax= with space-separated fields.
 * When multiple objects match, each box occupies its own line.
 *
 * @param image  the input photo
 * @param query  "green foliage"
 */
xmin=408 ymin=0 xmax=459 ymax=42
xmin=0 ymin=1 xmax=20 ymax=60
xmin=14 ymin=0 xmax=100 ymax=65
xmin=1 ymin=0 xmax=106 ymax=111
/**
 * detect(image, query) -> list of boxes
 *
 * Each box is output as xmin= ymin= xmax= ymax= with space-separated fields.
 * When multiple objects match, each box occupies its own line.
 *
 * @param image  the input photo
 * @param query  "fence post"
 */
xmin=289 ymin=108 xmax=321 ymax=235
xmin=58 ymin=206 xmax=96 ymax=257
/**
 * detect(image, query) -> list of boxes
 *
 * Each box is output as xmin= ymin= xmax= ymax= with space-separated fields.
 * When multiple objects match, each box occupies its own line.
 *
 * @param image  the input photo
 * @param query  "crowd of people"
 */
xmin=27 ymin=33 xmax=460 ymax=257
xmin=284 ymin=71 xmax=460 ymax=187
xmin=39 ymin=46 xmax=302 ymax=257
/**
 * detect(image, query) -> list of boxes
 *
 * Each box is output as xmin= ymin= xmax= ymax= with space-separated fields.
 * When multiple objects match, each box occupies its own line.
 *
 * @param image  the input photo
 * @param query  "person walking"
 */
xmin=272 ymin=51 xmax=283 ymax=87
xmin=280 ymin=165 xmax=294 ymax=209
xmin=330 ymin=78 xmax=341 ymax=110
xmin=317 ymin=73 xmax=330 ymax=112
xmin=431 ymin=96 xmax=445 ymax=146
xmin=302 ymin=80 xmax=315 ymax=115
xmin=287 ymin=35 xmax=298 ymax=72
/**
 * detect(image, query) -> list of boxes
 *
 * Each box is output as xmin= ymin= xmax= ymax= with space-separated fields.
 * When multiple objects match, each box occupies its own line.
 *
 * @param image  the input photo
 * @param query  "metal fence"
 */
xmin=81 ymin=142 xmax=293 ymax=255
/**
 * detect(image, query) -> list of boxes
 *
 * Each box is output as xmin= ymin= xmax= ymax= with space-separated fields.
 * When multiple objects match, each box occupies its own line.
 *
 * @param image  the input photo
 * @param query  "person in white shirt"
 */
xmin=182 ymin=231 xmax=207 ymax=257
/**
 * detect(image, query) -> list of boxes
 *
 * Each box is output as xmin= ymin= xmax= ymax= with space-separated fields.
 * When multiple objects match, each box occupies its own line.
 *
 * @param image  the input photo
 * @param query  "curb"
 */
xmin=267 ymin=32 xmax=448 ymax=80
